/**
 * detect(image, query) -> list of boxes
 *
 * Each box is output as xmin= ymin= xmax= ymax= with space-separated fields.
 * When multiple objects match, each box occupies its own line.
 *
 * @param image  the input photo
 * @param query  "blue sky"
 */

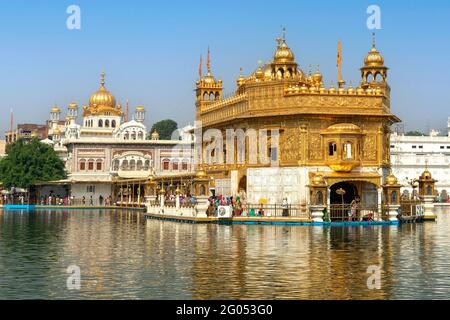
xmin=0 ymin=0 xmax=449 ymax=134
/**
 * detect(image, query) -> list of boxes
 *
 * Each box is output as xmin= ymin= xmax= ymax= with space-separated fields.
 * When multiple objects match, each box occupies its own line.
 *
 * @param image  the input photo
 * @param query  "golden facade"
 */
xmin=195 ymin=33 xmax=400 ymax=205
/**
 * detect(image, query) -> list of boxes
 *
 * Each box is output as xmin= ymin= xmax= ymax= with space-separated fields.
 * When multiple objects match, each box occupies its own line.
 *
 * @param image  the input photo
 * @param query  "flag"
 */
xmin=337 ymin=40 xmax=342 ymax=81
xmin=206 ymin=47 xmax=211 ymax=73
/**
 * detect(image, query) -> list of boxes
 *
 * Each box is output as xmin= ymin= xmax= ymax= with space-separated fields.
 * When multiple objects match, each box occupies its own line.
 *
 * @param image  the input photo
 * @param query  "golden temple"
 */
xmin=195 ymin=32 xmax=400 ymax=210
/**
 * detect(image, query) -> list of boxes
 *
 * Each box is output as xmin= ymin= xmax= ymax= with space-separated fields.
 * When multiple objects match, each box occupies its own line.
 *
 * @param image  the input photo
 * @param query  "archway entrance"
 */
xmin=330 ymin=182 xmax=358 ymax=205
xmin=238 ymin=175 xmax=247 ymax=193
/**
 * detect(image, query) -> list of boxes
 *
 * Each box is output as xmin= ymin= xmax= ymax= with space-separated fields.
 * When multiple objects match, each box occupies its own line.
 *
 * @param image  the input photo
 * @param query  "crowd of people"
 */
xmin=39 ymin=194 xmax=113 ymax=206
xmin=206 ymin=194 xmax=245 ymax=217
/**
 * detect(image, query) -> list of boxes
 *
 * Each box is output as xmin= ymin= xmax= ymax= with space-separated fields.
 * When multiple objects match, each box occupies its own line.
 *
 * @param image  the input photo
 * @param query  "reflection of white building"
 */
xmin=39 ymin=72 xmax=193 ymax=200
xmin=391 ymin=119 xmax=450 ymax=194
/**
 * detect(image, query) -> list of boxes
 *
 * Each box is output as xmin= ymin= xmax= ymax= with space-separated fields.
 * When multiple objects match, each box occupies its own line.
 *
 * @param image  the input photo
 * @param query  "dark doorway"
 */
xmin=238 ymin=175 xmax=247 ymax=193
xmin=330 ymin=182 xmax=358 ymax=205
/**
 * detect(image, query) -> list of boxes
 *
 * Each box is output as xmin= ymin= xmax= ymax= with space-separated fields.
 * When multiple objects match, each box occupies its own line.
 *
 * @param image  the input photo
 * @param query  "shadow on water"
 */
xmin=1 ymin=208 xmax=450 ymax=299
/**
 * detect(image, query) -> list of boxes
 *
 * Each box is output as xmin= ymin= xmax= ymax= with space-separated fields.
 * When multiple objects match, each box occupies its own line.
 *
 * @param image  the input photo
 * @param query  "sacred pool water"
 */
xmin=1 ymin=208 xmax=450 ymax=299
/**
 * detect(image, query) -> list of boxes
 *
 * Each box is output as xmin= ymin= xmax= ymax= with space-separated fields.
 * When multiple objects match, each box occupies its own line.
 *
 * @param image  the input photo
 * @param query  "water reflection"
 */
xmin=1 ymin=208 xmax=450 ymax=299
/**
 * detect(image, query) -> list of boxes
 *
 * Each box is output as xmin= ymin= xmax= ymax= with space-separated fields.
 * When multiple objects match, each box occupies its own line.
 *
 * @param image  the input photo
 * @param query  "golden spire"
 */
xmin=100 ymin=68 xmax=105 ymax=88
xmin=206 ymin=47 xmax=211 ymax=73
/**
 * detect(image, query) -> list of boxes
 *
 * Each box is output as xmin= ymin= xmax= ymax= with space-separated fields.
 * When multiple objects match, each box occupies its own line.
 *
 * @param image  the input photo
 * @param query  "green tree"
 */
xmin=0 ymin=139 xmax=66 ymax=189
xmin=406 ymin=131 xmax=425 ymax=136
xmin=150 ymin=119 xmax=178 ymax=140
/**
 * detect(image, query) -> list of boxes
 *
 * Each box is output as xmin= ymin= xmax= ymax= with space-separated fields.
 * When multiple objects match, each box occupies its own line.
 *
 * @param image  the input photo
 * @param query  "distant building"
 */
xmin=5 ymin=123 xmax=48 ymax=144
xmin=391 ymin=118 xmax=450 ymax=195
xmin=0 ymin=139 xmax=6 ymax=157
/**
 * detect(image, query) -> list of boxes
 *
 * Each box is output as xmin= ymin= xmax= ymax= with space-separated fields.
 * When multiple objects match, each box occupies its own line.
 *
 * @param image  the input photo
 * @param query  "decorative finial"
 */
xmin=308 ymin=64 xmax=312 ymax=75
xmin=316 ymin=64 xmax=320 ymax=72
xmin=100 ymin=68 xmax=105 ymax=87
xmin=282 ymin=26 xmax=286 ymax=41
xmin=239 ymin=67 xmax=243 ymax=75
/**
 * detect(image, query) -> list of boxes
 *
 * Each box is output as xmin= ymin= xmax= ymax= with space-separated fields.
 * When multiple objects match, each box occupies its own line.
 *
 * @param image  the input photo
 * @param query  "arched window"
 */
xmin=315 ymin=191 xmax=324 ymax=205
xmin=98 ymin=120 xmax=103 ymax=127
xmin=182 ymin=161 xmax=188 ymax=171
xmin=111 ymin=120 xmax=116 ymax=128
xmin=129 ymin=159 xmax=136 ymax=171
xmin=88 ymin=159 xmax=94 ymax=171
xmin=112 ymin=160 xmax=119 ymax=171
xmin=391 ymin=191 xmax=397 ymax=204
xmin=343 ymin=142 xmax=353 ymax=160
xmin=136 ymin=160 xmax=143 ymax=171
xmin=328 ymin=142 xmax=337 ymax=156
xmin=144 ymin=160 xmax=150 ymax=170
xmin=96 ymin=160 xmax=102 ymax=171
xmin=105 ymin=120 xmax=110 ymax=128
xmin=203 ymin=92 xmax=209 ymax=101
xmin=124 ymin=132 xmax=129 ymax=140
xmin=79 ymin=160 xmax=86 ymax=171
xmin=131 ymin=132 xmax=137 ymax=140
xmin=172 ymin=162 xmax=179 ymax=171
xmin=163 ymin=159 xmax=170 ymax=171
xmin=121 ymin=160 xmax=129 ymax=171
xmin=215 ymin=92 xmax=220 ymax=101
xmin=427 ymin=185 xmax=433 ymax=196
xmin=138 ymin=131 xmax=144 ymax=140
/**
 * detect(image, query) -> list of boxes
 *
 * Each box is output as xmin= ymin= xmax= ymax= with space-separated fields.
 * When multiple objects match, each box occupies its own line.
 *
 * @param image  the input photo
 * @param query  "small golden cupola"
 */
xmin=418 ymin=168 xmax=437 ymax=197
xmin=195 ymin=48 xmax=223 ymax=110
xmin=83 ymin=71 xmax=123 ymax=117
xmin=270 ymin=29 xmax=299 ymax=80
xmin=360 ymin=33 xmax=389 ymax=92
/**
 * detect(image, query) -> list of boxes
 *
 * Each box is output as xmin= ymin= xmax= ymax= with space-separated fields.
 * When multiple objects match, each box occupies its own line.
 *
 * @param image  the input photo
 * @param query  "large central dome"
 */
xmin=84 ymin=71 xmax=122 ymax=117
xmin=274 ymin=37 xmax=295 ymax=63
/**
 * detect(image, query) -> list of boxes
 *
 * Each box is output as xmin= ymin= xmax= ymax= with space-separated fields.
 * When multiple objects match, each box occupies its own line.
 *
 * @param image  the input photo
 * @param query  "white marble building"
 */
xmin=391 ymin=118 xmax=450 ymax=195
xmin=38 ymin=72 xmax=194 ymax=201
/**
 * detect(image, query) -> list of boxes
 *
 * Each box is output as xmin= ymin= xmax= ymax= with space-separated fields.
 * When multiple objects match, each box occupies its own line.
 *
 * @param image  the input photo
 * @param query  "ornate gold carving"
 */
xmin=363 ymin=135 xmax=377 ymax=160
xmin=308 ymin=133 xmax=323 ymax=160
xmin=281 ymin=127 xmax=302 ymax=162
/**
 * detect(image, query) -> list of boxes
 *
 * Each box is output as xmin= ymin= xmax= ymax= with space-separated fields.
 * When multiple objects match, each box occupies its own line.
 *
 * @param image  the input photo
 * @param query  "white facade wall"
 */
xmin=391 ymin=128 xmax=450 ymax=193
xmin=247 ymin=167 xmax=308 ymax=206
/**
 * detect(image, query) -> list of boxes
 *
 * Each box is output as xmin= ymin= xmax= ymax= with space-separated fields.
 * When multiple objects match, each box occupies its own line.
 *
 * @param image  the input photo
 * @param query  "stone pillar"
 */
xmin=422 ymin=195 xmax=436 ymax=221
xmin=386 ymin=205 xmax=400 ymax=222
xmin=310 ymin=205 xmax=326 ymax=223
xmin=195 ymin=195 xmax=209 ymax=218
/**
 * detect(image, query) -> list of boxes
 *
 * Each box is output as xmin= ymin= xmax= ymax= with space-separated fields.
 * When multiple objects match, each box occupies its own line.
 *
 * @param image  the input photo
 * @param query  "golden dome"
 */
xmin=202 ymin=73 xmax=216 ymax=84
xmin=53 ymin=128 xmax=61 ymax=135
xmin=325 ymin=123 xmax=362 ymax=135
xmin=274 ymin=37 xmax=295 ymax=63
xmin=136 ymin=106 xmax=145 ymax=112
xmin=420 ymin=169 xmax=432 ymax=180
xmin=151 ymin=130 xmax=160 ymax=140
xmin=51 ymin=106 xmax=61 ymax=113
xmin=237 ymin=68 xmax=246 ymax=86
xmin=328 ymin=85 xmax=336 ymax=94
xmin=313 ymin=71 xmax=322 ymax=84
xmin=312 ymin=174 xmax=325 ymax=186
xmin=68 ymin=102 xmax=78 ymax=109
xmin=196 ymin=169 xmax=207 ymax=178
xmin=84 ymin=71 xmax=122 ymax=117
xmin=386 ymin=173 xmax=398 ymax=185
xmin=364 ymin=46 xmax=384 ymax=67
xmin=255 ymin=65 xmax=264 ymax=80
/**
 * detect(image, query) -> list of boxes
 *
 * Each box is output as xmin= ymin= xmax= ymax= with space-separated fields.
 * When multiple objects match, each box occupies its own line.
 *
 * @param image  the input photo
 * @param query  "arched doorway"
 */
xmin=330 ymin=182 xmax=358 ymax=205
xmin=238 ymin=175 xmax=247 ymax=193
